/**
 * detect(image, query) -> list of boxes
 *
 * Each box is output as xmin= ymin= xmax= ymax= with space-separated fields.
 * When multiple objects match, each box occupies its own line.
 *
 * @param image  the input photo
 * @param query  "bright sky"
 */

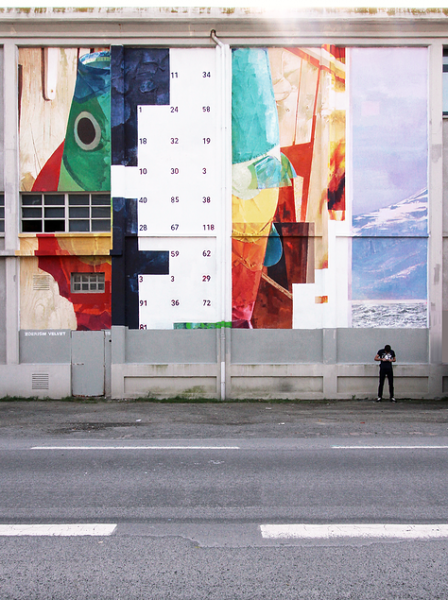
xmin=351 ymin=48 xmax=428 ymax=215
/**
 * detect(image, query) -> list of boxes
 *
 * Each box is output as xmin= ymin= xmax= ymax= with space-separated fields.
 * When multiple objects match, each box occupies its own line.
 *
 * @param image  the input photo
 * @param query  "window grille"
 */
xmin=0 ymin=193 xmax=4 ymax=234
xmin=21 ymin=193 xmax=110 ymax=233
xmin=443 ymin=49 xmax=448 ymax=116
xmin=71 ymin=272 xmax=105 ymax=293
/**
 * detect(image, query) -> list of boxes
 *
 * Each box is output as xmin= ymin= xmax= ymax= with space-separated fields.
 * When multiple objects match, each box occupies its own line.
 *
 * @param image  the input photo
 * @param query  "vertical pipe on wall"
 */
xmin=211 ymin=30 xmax=231 ymax=400
xmin=3 ymin=42 xmax=19 ymax=365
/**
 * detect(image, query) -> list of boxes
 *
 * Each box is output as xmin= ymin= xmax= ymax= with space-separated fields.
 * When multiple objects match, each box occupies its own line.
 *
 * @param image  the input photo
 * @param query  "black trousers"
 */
xmin=378 ymin=368 xmax=394 ymax=399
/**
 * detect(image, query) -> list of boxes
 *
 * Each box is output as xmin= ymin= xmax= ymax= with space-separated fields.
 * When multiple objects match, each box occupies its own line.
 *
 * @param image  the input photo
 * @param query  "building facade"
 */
xmin=0 ymin=7 xmax=446 ymax=399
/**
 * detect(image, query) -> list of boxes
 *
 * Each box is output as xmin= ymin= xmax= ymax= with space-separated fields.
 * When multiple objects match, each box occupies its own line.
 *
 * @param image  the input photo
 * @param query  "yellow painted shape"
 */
xmin=17 ymin=233 xmax=112 ymax=256
xmin=232 ymin=188 xmax=279 ymax=241
xmin=57 ymin=234 xmax=112 ymax=256
xmin=20 ymin=257 xmax=77 ymax=330
xmin=17 ymin=237 xmax=39 ymax=256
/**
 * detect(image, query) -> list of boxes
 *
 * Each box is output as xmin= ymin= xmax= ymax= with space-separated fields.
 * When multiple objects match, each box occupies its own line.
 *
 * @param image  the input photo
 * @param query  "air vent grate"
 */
xmin=33 ymin=275 xmax=50 ymax=291
xmin=32 ymin=373 xmax=49 ymax=390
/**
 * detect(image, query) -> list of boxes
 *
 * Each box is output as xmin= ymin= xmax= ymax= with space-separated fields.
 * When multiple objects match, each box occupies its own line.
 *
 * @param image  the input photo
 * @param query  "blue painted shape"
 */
xmin=111 ymin=47 xmax=170 ymax=167
xmin=264 ymin=223 xmax=283 ymax=267
xmin=250 ymin=153 xmax=297 ymax=189
xmin=73 ymin=51 xmax=110 ymax=102
xmin=250 ymin=156 xmax=281 ymax=189
xmin=352 ymin=237 xmax=427 ymax=300
xmin=232 ymin=48 xmax=279 ymax=164
xmin=111 ymin=197 xmax=169 ymax=328
xmin=280 ymin=152 xmax=297 ymax=187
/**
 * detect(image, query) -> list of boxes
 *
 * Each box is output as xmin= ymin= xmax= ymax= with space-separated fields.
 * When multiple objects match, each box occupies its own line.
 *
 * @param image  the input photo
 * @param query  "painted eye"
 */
xmin=74 ymin=111 xmax=101 ymax=151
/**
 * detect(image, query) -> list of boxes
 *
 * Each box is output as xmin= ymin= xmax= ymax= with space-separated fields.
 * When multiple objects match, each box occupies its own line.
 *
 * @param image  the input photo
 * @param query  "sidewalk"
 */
xmin=1 ymin=399 xmax=448 ymax=440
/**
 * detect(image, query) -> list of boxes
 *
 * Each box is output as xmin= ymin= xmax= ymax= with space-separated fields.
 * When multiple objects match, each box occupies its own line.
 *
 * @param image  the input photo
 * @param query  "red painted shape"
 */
xmin=32 ymin=141 xmax=64 ymax=192
xmin=36 ymin=235 xmax=111 ymax=331
xmin=287 ymin=47 xmax=345 ymax=85
xmin=35 ymin=234 xmax=71 ymax=257
xmin=281 ymin=142 xmax=314 ymax=222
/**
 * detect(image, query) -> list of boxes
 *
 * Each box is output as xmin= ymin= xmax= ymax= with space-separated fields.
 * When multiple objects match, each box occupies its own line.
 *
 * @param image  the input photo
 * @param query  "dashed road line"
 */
xmin=260 ymin=524 xmax=448 ymax=540
xmin=0 ymin=524 xmax=117 ymax=536
xmin=31 ymin=446 xmax=241 ymax=450
xmin=332 ymin=445 xmax=448 ymax=449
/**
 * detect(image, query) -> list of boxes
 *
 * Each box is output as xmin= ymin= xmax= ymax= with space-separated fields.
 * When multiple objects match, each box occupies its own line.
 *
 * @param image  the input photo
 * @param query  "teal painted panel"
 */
xmin=232 ymin=48 xmax=279 ymax=164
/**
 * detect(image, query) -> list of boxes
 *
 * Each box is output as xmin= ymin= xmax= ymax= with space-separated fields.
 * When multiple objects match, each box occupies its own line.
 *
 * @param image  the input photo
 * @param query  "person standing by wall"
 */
xmin=375 ymin=344 xmax=396 ymax=402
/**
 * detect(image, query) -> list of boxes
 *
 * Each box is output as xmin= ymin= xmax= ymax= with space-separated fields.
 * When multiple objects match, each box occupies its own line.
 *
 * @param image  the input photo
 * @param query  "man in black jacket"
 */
xmin=375 ymin=344 xmax=396 ymax=402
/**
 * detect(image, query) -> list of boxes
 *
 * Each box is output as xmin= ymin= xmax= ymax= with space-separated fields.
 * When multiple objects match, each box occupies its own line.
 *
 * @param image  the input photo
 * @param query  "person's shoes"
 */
xmin=376 ymin=397 xmax=382 ymax=402
xmin=390 ymin=397 xmax=396 ymax=403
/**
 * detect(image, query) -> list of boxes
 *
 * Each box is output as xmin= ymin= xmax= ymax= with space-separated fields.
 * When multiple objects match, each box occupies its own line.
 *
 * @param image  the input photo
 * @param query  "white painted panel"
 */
xmin=136 ymin=48 xmax=220 ymax=238
xmin=139 ymin=237 xmax=218 ymax=328
xmin=128 ymin=48 xmax=223 ymax=330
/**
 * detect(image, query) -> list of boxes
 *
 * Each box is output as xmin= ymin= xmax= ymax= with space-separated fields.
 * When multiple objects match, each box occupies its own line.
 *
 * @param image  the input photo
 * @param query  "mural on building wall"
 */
xmin=111 ymin=47 xmax=223 ymax=330
xmin=17 ymin=45 xmax=427 ymax=333
xmin=19 ymin=48 xmax=111 ymax=192
xmin=18 ymin=48 xmax=112 ymax=331
xmin=232 ymin=47 xmax=346 ymax=329
xmin=351 ymin=48 xmax=428 ymax=328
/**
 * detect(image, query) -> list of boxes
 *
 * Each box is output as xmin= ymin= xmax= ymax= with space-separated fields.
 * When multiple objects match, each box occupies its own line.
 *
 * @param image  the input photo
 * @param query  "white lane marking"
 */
xmin=0 ymin=524 xmax=117 ymax=537
xmin=332 ymin=445 xmax=448 ymax=449
xmin=31 ymin=446 xmax=240 ymax=450
xmin=260 ymin=524 xmax=448 ymax=540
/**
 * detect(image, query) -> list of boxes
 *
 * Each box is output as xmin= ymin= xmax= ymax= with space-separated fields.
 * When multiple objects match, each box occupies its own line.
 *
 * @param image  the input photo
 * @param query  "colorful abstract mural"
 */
xmin=18 ymin=47 xmax=112 ymax=332
xmin=351 ymin=48 xmax=428 ymax=328
xmin=17 ymin=45 xmax=428 ymax=334
xmin=19 ymin=48 xmax=111 ymax=193
xmin=232 ymin=46 xmax=346 ymax=328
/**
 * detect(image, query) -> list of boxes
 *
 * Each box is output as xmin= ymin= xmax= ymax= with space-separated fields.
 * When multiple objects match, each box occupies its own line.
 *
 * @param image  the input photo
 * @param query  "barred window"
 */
xmin=21 ymin=193 xmax=110 ymax=233
xmin=71 ymin=272 xmax=105 ymax=293
xmin=0 ymin=193 xmax=4 ymax=234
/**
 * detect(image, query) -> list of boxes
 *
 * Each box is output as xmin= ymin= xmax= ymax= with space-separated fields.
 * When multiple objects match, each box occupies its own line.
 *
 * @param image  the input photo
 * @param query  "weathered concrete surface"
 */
xmin=0 ymin=399 xmax=447 ymax=439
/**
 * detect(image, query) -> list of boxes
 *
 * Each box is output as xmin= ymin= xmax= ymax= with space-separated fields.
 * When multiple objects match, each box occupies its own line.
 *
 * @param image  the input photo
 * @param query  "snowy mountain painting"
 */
xmin=351 ymin=189 xmax=428 ymax=328
xmin=352 ymin=188 xmax=428 ymax=238
xmin=350 ymin=48 xmax=428 ymax=328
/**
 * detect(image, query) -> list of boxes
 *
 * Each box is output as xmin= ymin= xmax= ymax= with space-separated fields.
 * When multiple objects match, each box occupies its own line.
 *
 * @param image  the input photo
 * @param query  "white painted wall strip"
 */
xmin=261 ymin=524 xmax=448 ymax=540
xmin=31 ymin=446 xmax=240 ymax=450
xmin=332 ymin=445 xmax=448 ymax=450
xmin=0 ymin=524 xmax=117 ymax=537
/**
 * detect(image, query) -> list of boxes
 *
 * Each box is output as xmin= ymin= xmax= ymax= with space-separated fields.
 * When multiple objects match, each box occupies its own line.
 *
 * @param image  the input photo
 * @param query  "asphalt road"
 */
xmin=1 ymin=400 xmax=448 ymax=599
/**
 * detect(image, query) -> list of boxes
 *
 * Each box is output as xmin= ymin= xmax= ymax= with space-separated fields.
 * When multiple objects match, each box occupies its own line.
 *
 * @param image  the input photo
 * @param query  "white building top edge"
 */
xmin=1 ymin=6 xmax=448 ymax=21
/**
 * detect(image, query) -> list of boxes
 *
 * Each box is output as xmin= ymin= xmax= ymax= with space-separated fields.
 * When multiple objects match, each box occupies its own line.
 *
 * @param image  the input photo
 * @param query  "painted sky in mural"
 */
xmin=351 ymin=48 xmax=428 ymax=217
xmin=351 ymin=48 xmax=428 ymax=328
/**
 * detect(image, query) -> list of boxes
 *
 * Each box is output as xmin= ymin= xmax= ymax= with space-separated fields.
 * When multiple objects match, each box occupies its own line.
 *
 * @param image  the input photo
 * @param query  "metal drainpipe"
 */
xmin=210 ymin=29 xmax=230 ymax=400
